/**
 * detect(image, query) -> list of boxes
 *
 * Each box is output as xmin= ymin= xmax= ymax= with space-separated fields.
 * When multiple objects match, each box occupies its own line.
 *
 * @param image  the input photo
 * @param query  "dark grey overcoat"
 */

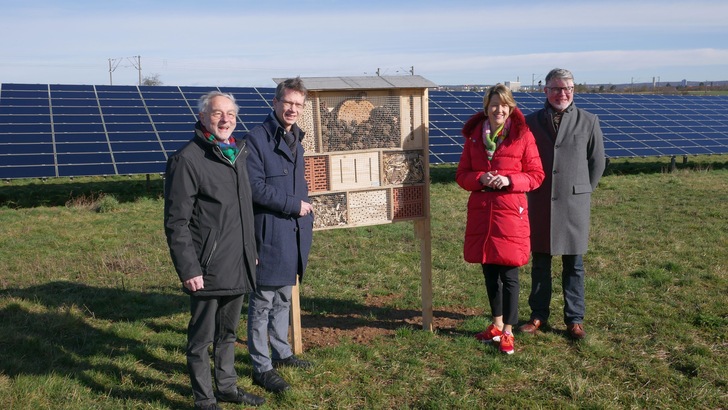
xmin=525 ymin=102 xmax=606 ymax=255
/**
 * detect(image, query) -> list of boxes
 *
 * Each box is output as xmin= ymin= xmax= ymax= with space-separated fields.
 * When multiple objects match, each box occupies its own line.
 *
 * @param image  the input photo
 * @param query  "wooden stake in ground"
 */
xmin=290 ymin=277 xmax=303 ymax=354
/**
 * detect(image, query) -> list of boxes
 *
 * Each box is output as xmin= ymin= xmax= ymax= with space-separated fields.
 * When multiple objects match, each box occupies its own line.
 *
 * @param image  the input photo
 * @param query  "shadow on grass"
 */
xmin=300 ymin=296 xmax=470 ymax=331
xmin=0 ymin=177 xmax=164 ymax=209
xmin=0 ymin=281 xmax=189 ymax=408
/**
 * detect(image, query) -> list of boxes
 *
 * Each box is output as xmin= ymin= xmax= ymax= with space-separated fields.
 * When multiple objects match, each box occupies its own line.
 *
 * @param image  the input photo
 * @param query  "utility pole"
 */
xmin=410 ymin=66 xmax=414 ymax=75
xmin=129 ymin=55 xmax=142 ymax=85
xmin=108 ymin=56 xmax=142 ymax=85
xmin=108 ymin=58 xmax=122 ymax=85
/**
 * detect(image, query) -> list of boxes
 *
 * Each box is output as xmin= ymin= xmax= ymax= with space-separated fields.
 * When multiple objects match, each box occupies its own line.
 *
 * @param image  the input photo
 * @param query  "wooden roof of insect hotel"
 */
xmin=273 ymin=75 xmax=438 ymax=91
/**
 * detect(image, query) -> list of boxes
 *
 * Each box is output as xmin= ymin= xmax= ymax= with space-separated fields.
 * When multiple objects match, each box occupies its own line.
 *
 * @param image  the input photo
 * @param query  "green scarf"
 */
xmin=201 ymin=125 xmax=239 ymax=164
xmin=482 ymin=118 xmax=511 ymax=160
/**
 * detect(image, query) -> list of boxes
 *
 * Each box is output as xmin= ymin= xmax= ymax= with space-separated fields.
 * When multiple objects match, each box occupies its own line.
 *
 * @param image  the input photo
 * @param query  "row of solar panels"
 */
xmin=1 ymin=83 xmax=728 ymax=179
xmin=429 ymin=90 xmax=728 ymax=163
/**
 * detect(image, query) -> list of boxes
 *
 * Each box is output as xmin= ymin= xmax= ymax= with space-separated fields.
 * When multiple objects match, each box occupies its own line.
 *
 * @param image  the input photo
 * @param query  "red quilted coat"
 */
xmin=456 ymin=107 xmax=544 ymax=267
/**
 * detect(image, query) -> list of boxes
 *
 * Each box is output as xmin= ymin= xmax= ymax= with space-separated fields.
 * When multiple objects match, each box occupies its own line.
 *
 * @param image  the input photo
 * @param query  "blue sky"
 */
xmin=2 ymin=0 xmax=727 ymax=87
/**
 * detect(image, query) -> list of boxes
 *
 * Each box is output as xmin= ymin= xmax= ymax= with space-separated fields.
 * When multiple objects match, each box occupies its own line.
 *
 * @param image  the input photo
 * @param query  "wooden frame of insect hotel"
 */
xmin=277 ymin=75 xmax=438 ymax=353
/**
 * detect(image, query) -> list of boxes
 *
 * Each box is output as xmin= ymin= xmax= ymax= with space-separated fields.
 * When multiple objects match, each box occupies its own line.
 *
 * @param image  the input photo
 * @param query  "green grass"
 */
xmin=1 ymin=155 xmax=727 ymax=409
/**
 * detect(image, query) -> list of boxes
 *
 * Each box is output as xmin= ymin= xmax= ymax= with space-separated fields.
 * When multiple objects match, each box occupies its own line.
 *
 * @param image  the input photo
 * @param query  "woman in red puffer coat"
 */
xmin=456 ymin=84 xmax=544 ymax=354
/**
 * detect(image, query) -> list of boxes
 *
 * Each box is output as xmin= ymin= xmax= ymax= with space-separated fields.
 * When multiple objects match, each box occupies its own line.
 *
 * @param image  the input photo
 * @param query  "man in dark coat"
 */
xmin=521 ymin=68 xmax=606 ymax=340
xmin=164 ymin=91 xmax=264 ymax=409
xmin=244 ymin=77 xmax=314 ymax=393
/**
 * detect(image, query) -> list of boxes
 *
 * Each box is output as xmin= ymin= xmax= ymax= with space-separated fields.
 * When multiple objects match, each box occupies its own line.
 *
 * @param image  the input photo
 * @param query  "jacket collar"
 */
xmin=542 ymin=101 xmax=575 ymax=142
xmin=262 ymin=112 xmax=305 ymax=162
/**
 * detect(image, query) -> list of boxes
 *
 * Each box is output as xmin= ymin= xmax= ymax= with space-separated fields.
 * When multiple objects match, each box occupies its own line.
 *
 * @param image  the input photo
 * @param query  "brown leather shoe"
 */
xmin=519 ymin=319 xmax=543 ymax=334
xmin=567 ymin=323 xmax=586 ymax=340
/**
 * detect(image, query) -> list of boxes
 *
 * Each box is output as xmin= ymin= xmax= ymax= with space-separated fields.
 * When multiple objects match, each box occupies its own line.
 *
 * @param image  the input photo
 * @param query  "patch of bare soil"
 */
xmin=238 ymin=294 xmax=483 ymax=350
xmin=300 ymin=294 xmax=482 ymax=349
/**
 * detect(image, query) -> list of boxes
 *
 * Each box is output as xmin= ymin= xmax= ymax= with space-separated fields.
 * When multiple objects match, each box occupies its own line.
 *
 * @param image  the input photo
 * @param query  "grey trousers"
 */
xmin=187 ymin=293 xmax=245 ymax=408
xmin=247 ymin=285 xmax=293 ymax=374
xmin=528 ymin=253 xmax=586 ymax=324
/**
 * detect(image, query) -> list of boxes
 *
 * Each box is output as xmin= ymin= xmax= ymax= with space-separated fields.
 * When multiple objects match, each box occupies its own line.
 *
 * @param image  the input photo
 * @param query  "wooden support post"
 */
xmin=415 ymin=218 xmax=433 ymax=331
xmin=290 ymin=278 xmax=303 ymax=354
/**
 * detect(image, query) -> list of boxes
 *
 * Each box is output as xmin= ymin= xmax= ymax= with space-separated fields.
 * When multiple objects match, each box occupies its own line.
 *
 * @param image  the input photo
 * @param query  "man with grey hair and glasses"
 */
xmin=521 ymin=68 xmax=606 ymax=340
xmin=164 ymin=91 xmax=265 ymax=409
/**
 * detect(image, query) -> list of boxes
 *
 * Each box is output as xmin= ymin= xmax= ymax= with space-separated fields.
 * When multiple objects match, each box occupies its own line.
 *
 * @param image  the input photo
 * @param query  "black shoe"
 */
xmin=273 ymin=354 xmax=313 ymax=369
xmin=253 ymin=369 xmax=291 ymax=393
xmin=215 ymin=386 xmax=265 ymax=407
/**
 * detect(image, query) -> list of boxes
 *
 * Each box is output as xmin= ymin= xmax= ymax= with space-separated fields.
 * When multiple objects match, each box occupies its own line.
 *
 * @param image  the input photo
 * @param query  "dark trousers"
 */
xmin=528 ymin=252 xmax=585 ymax=324
xmin=482 ymin=264 xmax=520 ymax=326
xmin=187 ymin=293 xmax=245 ymax=407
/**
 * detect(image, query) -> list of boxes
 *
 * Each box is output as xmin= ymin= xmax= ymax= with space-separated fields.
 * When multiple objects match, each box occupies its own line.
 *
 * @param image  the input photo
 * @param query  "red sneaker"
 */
xmin=499 ymin=332 xmax=515 ymax=355
xmin=475 ymin=324 xmax=503 ymax=343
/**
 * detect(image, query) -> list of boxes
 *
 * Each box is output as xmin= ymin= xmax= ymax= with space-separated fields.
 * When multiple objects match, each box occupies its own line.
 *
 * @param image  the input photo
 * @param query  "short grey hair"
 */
xmin=545 ymin=68 xmax=574 ymax=85
xmin=197 ymin=91 xmax=239 ymax=114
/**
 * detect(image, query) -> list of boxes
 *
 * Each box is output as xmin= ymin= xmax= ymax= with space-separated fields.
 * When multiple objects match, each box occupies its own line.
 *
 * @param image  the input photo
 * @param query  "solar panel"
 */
xmin=1 ymin=83 xmax=728 ymax=179
xmin=428 ymin=90 xmax=728 ymax=163
xmin=0 ymin=83 xmax=281 ymax=179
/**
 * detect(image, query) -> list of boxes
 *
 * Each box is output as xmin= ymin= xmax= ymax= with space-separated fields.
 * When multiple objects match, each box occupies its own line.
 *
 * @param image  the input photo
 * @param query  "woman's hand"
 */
xmin=480 ymin=170 xmax=510 ymax=189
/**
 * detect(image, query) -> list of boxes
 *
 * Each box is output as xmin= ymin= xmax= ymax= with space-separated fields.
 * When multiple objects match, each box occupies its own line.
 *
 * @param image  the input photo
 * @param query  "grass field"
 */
xmin=1 ymin=155 xmax=726 ymax=409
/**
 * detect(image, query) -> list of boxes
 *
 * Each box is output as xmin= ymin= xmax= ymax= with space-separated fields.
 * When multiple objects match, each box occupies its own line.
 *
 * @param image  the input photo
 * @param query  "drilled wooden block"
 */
xmin=347 ymin=189 xmax=390 ymax=225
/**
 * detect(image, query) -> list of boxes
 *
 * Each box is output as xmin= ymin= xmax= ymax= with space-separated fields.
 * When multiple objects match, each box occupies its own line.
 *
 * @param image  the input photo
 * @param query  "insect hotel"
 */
xmin=279 ymin=75 xmax=438 ymax=352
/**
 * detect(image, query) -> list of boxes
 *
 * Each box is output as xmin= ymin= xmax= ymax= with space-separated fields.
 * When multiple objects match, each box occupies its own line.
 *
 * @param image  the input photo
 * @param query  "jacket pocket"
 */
xmin=573 ymin=184 xmax=593 ymax=194
xmin=263 ymin=158 xmax=291 ymax=183
xmin=199 ymin=228 xmax=219 ymax=269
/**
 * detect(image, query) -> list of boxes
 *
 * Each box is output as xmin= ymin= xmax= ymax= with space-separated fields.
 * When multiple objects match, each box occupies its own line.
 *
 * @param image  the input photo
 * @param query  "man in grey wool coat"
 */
xmin=520 ymin=68 xmax=606 ymax=340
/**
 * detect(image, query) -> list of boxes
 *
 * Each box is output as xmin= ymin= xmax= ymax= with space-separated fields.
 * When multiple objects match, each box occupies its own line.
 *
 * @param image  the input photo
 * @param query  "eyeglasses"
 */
xmin=279 ymin=99 xmax=305 ymax=110
xmin=209 ymin=110 xmax=237 ymax=119
xmin=546 ymin=86 xmax=574 ymax=94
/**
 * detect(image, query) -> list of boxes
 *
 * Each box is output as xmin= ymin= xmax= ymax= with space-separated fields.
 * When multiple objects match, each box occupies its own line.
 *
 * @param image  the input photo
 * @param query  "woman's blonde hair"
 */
xmin=483 ymin=83 xmax=517 ymax=111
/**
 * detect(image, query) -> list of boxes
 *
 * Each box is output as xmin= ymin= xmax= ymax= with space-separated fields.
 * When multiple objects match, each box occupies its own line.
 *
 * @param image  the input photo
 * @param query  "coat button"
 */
xmin=284 ymin=169 xmax=289 ymax=175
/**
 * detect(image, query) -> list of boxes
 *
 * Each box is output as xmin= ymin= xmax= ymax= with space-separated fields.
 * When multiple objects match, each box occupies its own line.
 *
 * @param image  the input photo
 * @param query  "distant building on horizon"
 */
xmin=505 ymin=81 xmax=521 ymax=92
